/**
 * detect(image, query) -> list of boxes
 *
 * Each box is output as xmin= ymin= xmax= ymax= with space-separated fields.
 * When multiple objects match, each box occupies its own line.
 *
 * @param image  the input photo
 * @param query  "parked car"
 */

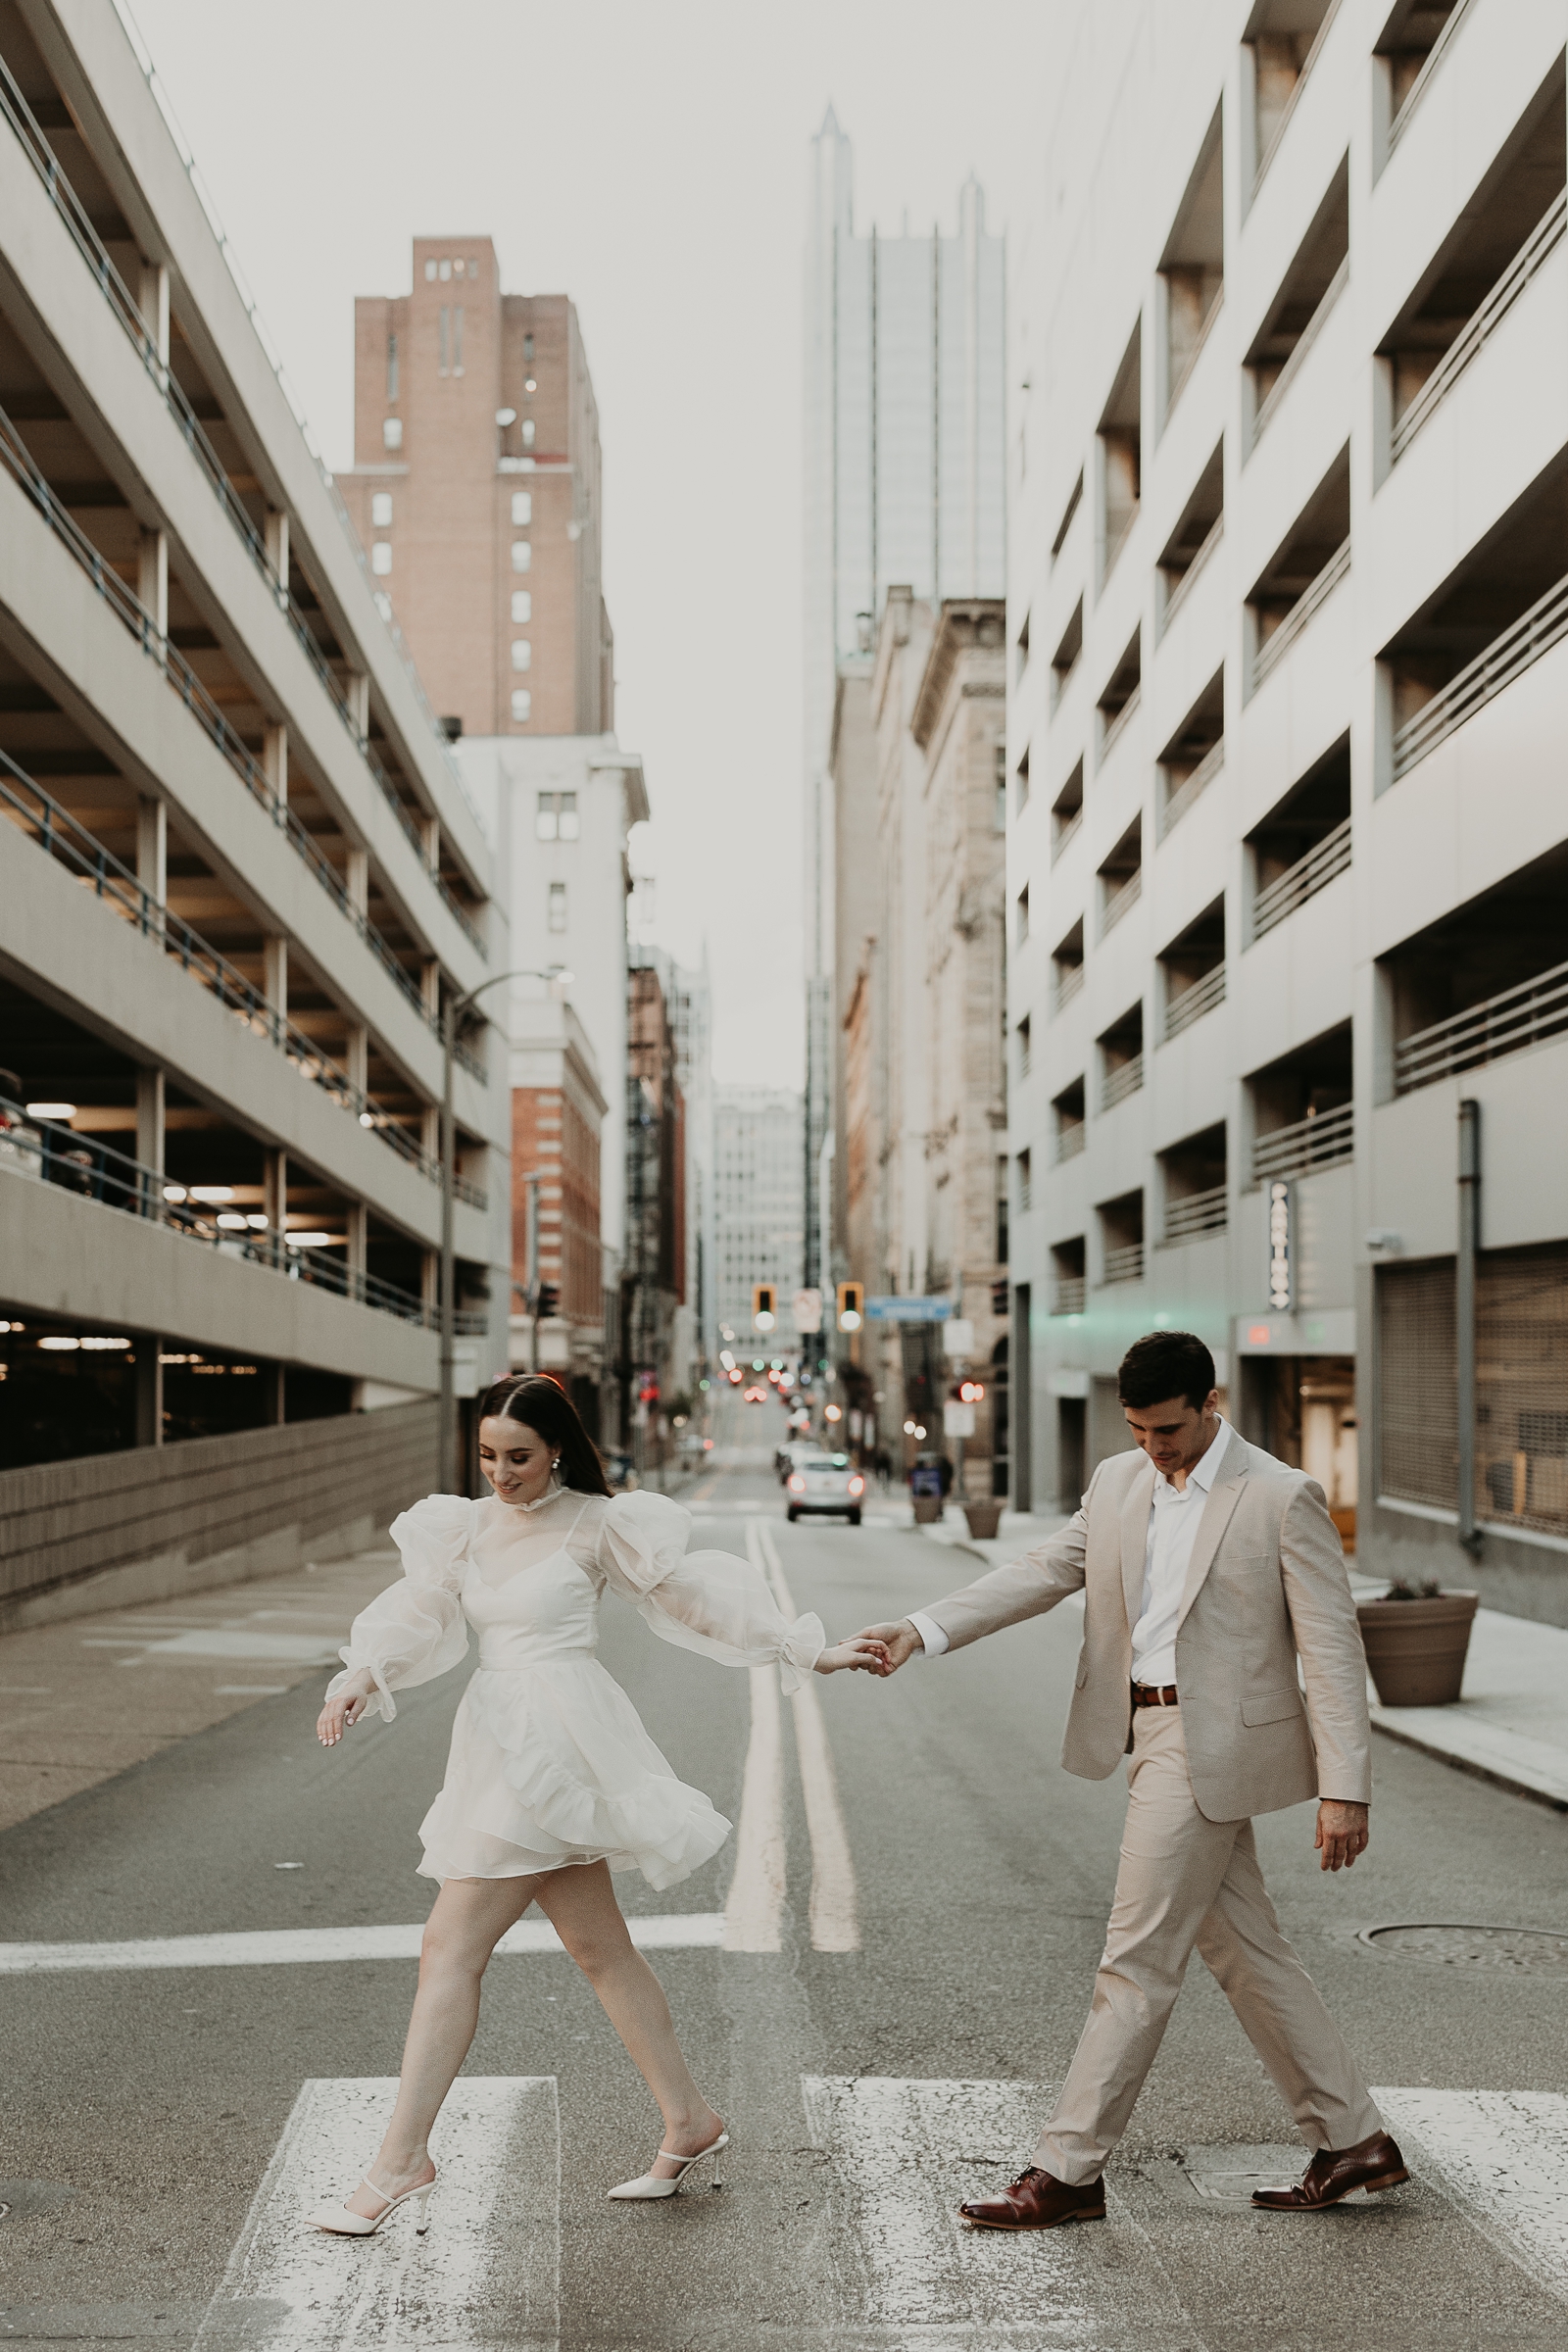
xmin=786 ymin=1452 xmax=865 ymax=1525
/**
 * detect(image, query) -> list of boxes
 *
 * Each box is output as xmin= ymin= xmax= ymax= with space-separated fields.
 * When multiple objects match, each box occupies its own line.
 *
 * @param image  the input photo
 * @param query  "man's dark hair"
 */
xmin=1116 ymin=1330 xmax=1216 ymax=1411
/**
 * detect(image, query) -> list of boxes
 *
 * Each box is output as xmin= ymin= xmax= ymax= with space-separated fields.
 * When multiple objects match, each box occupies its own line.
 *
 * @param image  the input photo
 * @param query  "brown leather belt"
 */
xmin=1131 ymin=1682 xmax=1179 ymax=1708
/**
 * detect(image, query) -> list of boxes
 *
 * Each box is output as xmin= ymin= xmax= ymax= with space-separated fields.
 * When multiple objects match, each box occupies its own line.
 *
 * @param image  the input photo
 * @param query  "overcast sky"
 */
xmin=131 ymin=0 xmax=1049 ymax=1087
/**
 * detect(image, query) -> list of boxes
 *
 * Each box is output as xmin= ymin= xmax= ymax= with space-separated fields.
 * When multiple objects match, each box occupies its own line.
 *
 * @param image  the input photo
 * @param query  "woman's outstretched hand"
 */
xmin=813 ymin=1634 xmax=892 ymax=1675
xmin=317 ymin=1668 xmax=377 ymax=1746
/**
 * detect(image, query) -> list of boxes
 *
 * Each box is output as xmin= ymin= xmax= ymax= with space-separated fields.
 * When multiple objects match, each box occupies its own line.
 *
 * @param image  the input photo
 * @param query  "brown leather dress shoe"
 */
xmin=1250 ymin=2130 xmax=1410 ymax=2211
xmin=958 ymin=2167 xmax=1106 ymax=2230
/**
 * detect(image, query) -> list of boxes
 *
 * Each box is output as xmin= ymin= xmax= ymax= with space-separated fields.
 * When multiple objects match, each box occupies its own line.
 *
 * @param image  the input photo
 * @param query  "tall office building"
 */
xmin=1008 ymin=0 xmax=1567 ymax=1625
xmin=713 ymin=1089 xmax=805 ymax=1348
xmin=338 ymin=242 xmax=612 ymax=740
xmin=0 ymin=5 xmax=509 ymax=1622
xmin=802 ymin=112 xmax=1006 ymax=1295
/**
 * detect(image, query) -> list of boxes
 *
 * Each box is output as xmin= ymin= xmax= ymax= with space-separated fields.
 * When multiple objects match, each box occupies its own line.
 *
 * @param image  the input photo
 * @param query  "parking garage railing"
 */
xmin=0 ymin=1096 xmax=488 ymax=1335
xmin=1394 ymin=956 xmax=1568 ymax=1094
xmin=0 ymin=752 xmax=487 ymax=1209
xmin=0 ymin=406 xmax=484 ymax=1084
xmin=1161 ymin=1185 xmax=1229 ymax=1244
xmin=1251 ymin=537 xmax=1350 ymax=693
xmin=0 ymin=52 xmax=486 ymax=959
xmin=1250 ymin=1102 xmax=1354 ymax=1183
xmin=1251 ymin=815 xmax=1352 ymax=941
xmin=1392 ymin=192 xmax=1566 ymax=465
xmin=1390 ymin=569 xmax=1568 ymax=781
xmin=1163 ymin=963 xmax=1226 ymax=1041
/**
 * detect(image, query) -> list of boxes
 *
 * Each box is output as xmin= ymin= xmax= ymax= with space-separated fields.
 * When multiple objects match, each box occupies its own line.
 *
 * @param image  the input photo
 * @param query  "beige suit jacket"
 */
xmin=924 ymin=1428 xmax=1372 ymax=1822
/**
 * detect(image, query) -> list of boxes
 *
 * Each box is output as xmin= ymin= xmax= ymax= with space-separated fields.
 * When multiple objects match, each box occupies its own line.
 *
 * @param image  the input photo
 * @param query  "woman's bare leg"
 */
xmin=535 ymin=1862 xmax=723 ymax=2179
xmin=342 ymin=1874 xmax=545 ymax=2217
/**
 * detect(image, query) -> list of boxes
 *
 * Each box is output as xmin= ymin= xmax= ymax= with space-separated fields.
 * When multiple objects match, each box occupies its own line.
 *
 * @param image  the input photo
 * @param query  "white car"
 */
xmin=785 ymin=1452 xmax=865 ymax=1525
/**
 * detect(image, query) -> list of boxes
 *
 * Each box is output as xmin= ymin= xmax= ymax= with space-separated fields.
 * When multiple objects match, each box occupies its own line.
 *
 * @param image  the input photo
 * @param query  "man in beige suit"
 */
xmin=862 ymin=1330 xmax=1409 ymax=2230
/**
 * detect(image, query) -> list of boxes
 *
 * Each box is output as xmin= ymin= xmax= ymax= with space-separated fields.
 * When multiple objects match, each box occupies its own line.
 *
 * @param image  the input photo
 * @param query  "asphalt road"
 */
xmin=3 ymin=1394 xmax=1567 ymax=2350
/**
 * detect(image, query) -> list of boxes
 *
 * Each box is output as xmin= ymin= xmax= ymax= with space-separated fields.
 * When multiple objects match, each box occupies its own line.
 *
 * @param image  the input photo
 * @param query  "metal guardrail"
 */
xmin=0 ymin=49 xmax=486 ymax=960
xmin=1394 ymin=956 xmax=1568 ymax=1095
xmin=1159 ymin=739 xmax=1223 ymax=841
xmin=1161 ymin=1185 xmax=1229 ymax=1244
xmin=1250 ymin=255 xmax=1348 ymax=453
xmin=1101 ymin=869 xmax=1142 ymax=938
xmin=1391 ymin=569 xmax=1568 ymax=781
xmin=1251 ymin=1102 xmax=1354 ymax=1182
xmin=0 ymin=404 xmax=485 ymax=1083
xmin=1102 ymin=1054 xmax=1144 ymax=1110
xmin=1159 ymin=514 xmax=1223 ymax=639
xmin=1164 ymin=962 xmax=1226 ymax=1041
xmin=1252 ymin=537 xmax=1350 ymax=692
xmin=1054 ymin=962 xmax=1085 ymax=1013
xmin=1392 ymin=193 xmax=1566 ymax=464
xmin=1252 ymin=815 xmax=1351 ymax=939
xmin=1098 ymin=683 xmax=1141 ymax=768
xmin=1101 ymin=1243 xmax=1145 ymax=1285
xmin=0 ymin=1097 xmax=487 ymax=1334
xmin=1051 ymin=1277 xmax=1087 ymax=1317
xmin=1054 ymin=1122 xmax=1086 ymax=1164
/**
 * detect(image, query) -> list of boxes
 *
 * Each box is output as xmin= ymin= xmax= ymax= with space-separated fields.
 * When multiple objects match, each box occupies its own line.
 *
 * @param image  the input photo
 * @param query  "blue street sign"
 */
xmin=862 ymin=1296 xmax=954 ymax=1323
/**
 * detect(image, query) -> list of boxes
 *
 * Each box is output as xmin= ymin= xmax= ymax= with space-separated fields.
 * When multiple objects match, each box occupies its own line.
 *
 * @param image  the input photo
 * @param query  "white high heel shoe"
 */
xmin=607 ymin=2130 xmax=729 ymax=2200
xmin=307 ymin=2172 xmax=435 ymax=2236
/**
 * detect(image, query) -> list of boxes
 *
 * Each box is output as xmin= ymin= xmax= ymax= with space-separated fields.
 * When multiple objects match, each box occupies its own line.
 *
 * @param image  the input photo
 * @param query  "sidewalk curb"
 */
xmin=1369 ymin=1713 xmax=1568 ymax=1814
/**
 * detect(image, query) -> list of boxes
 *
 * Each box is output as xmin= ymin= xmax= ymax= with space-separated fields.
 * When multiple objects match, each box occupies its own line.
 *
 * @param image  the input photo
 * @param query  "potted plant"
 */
xmin=1355 ymin=1579 xmax=1479 ymax=1707
xmin=962 ymin=1496 xmax=1004 ymax=1541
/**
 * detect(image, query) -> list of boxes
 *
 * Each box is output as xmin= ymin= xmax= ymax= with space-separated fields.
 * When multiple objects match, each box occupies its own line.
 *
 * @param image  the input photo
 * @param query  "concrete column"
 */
xmin=421 ymin=1102 xmax=440 ymax=1164
xmin=137 ymin=259 xmax=170 ymax=372
xmin=263 ymin=722 xmax=288 ymax=807
xmin=265 ymin=1361 xmax=286 ymax=1425
xmin=346 ymin=1024 xmax=368 ymax=1097
xmin=346 ymin=846 xmax=369 ymax=915
xmin=265 ymin=508 xmax=289 ymax=605
xmin=346 ymin=672 xmax=370 ymax=740
xmin=264 ymin=1150 xmax=288 ymax=1252
xmin=421 ymin=1249 xmax=439 ymax=1311
xmin=422 ymin=815 xmax=441 ymax=874
xmin=136 ymin=527 xmax=168 ymax=651
xmin=135 ymin=1066 xmax=165 ymax=1219
xmin=263 ymin=936 xmax=288 ymax=1044
xmin=135 ymin=797 xmax=167 ymax=936
xmin=134 ymin=1337 xmax=163 ymax=1447
xmin=421 ymin=960 xmax=441 ymax=1020
xmin=346 ymin=1200 xmax=368 ymax=1287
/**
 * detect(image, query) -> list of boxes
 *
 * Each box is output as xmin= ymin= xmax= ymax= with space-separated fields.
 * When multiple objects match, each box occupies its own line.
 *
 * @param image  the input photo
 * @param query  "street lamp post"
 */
xmin=438 ymin=963 xmax=571 ymax=1493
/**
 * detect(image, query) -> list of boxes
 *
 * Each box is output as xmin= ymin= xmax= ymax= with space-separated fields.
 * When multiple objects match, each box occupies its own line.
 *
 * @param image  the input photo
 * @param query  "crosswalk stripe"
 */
xmin=193 ymin=2077 xmax=559 ymax=2351
xmin=802 ymin=2076 xmax=1197 ymax=2343
xmin=0 ymin=1913 xmax=724 ymax=1974
xmin=754 ymin=1520 xmax=859 ymax=1951
xmin=1376 ymin=2087 xmax=1568 ymax=2303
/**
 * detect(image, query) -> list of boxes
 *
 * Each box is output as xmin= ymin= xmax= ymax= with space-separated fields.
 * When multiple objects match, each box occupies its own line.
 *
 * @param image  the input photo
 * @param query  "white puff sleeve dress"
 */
xmin=324 ymin=1487 xmax=824 ymax=1891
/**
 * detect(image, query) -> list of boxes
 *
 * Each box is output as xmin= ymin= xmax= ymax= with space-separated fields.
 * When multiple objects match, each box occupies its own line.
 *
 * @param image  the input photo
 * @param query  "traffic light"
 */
xmin=536 ymin=1283 xmax=560 ymax=1320
xmin=753 ymin=1283 xmax=776 ymax=1332
xmin=837 ymin=1280 xmax=863 ymax=1332
xmin=992 ymin=1279 xmax=1009 ymax=1316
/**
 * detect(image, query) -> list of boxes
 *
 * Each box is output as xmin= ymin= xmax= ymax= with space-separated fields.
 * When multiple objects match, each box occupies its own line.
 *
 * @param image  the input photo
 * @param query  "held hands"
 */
xmin=854 ymin=1620 xmax=925 ymax=1675
xmin=317 ymin=1668 xmax=376 ymax=1747
xmin=1315 ymin=1798 xmax=1369 ymax=1871
xmin=814 ymin=1634 xmax=893 ymax=1675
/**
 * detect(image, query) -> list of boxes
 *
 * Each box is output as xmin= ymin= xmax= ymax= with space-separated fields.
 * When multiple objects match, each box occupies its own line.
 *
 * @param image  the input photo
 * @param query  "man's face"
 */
xmin=1122 ymin=1390 xmax=1220 ymax=1478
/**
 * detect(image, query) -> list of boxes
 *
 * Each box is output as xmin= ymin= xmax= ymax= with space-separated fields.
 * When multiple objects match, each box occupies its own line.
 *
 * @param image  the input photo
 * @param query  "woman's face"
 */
xmin=478 ymin=1415 xmax=559 ymax=1506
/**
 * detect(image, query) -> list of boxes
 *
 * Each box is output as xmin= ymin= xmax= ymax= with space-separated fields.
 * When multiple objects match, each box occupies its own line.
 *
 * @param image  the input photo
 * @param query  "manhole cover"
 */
xmin=1360 ymin=1923 xmax=1568 ymax=1972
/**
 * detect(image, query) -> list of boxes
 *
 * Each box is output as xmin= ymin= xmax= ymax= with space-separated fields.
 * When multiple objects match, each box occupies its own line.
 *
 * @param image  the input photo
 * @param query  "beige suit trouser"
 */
xmin=1035 ymin=1706 xmax=1382 ymax=2183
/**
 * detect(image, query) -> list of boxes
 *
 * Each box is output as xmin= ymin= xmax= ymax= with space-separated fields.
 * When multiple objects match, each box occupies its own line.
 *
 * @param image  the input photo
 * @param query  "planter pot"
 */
xmin=913 ymin=1494 xmax=944 ymax=1524
xmin=1356 ymin=1591 xmax=1479 ymax=1707
xmin=962 ymin=1499 xmax=1004 ymax=1541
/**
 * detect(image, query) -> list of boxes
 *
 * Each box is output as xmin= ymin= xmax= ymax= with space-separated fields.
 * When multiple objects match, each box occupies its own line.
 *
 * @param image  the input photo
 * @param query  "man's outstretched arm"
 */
xmin=858 ymin=1497 xmax=1094 ymax=1673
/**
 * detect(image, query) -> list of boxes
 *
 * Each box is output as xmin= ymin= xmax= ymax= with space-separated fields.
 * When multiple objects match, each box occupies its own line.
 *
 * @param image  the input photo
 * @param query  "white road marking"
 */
xmin=0 ymin=1913 xmax=724 ymax=1974
xmin=753 ymin=1521 xmax=859 ymax=1951
xmin=803 ymin=2076 xmax=1193 ymax=2345
xmin=194 ymin=2076 xmax=559 ymax=2351
xmin=1376 ymin=2087 xmax=1568 ymax=2303
xmin=720 ymin=1663 xmax=785 ymax=1951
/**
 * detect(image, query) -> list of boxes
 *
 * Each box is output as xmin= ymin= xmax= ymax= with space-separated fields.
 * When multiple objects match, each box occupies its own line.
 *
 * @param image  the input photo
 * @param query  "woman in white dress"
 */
xmin=310 ymin=1373 xmax=885 ymax=2235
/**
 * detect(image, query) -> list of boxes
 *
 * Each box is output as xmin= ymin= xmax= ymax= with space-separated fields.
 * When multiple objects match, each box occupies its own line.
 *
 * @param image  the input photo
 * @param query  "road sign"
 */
xmin=862 ymin=1296 xmax=953 ymax=1323
xmin=793 ymin=1288 xmax=822 ymax=1333
xmin=941 ymin=1318 xmax=975 ymax=1356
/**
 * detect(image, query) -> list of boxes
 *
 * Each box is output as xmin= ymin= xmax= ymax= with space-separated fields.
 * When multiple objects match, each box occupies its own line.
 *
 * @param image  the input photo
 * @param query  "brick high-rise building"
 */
xmin=339 ymin=237 xmax=612 ymax=740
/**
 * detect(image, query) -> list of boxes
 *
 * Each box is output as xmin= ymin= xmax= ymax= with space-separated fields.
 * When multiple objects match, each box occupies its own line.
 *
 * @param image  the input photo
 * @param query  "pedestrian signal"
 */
xmin=536 ymin=1283 xmax=560 ymax=1319
xmin=837 ymin=1280 xmax=863 ymax=1332
xmin=753 ymin=1283 xmax=777 ymax=1332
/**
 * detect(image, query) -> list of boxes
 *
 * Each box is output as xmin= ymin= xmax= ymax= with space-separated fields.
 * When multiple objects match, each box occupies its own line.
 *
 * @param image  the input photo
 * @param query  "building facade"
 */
xmin=339 ymin=244 xmax=612 ymax=741
xmin=1008 ymin=0 xmax=1568 ymax=1624
xmin=0 ymin=4 xmax=509 ymax=1616
xmin=712 ymin=1088 xmax=806 ymax=1351
xmin=507 ymin=996 xmax=607 ymax=1435
xmin=802 ymin=114 xmax=1007 ymax=1298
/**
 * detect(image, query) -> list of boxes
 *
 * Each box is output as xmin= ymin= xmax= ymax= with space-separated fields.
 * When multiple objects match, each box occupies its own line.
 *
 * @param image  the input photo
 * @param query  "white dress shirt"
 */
xmin=908 ymin=1416 xmax=1230 ymax=1684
